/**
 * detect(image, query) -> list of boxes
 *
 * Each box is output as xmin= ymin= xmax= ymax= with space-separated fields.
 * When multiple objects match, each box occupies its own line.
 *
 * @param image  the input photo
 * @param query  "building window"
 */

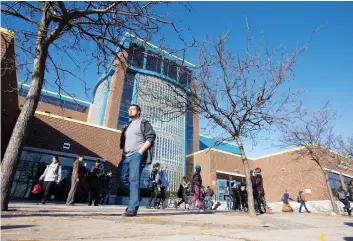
xmin=146 ymin=51 xmax=162 ymax=73
xmin=179 ymin=66 xmax=192 ymax=87
xmin=328 ymin=172 xmax=342 ymax=196
xmin=137 ymin=75 xmax=186 ymax=191
xmin=163 ymin=59 xmax=178 ymax=80
xmin=117 ymin=71 xmax=135 ymax=129
xmin=127 ymin=43 xmax=144 ymax=69
xmin=343 ymin=175 xmax=353 ymax=187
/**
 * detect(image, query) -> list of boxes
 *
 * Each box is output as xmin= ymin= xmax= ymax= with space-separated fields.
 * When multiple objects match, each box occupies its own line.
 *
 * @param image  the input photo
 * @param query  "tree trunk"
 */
xmin=0 ymin=18 xmax=49 ymax=211
xmin=322 ymin=168 xmax=338 ymax=214
xmin=235 ymin=137 xmax=256 ymax=216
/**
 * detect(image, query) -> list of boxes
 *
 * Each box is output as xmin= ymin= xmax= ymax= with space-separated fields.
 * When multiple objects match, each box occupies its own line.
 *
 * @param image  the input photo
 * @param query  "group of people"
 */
xmin=35 ymin=104 xmax=353 ymax=218
xmin=281 ymin=190 xmax=311 ymax=213
xmin=281 ymin=182 xmax=353 ymax=216
xmin=337 ymin=184 xmax=353 ymax=216
xmin=38 ymin=155 xmax=113 ymax=206
xmin=146 ymin=162 xmax=169 ymax=209
xmin=224 ymin=183 xmax=248 ymax=211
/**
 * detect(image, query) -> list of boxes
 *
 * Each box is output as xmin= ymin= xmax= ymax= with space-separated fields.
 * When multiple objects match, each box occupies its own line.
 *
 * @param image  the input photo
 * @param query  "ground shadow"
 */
xmin=1 ymin=210 xmax=220 ymax=219
xmin=1 ymin=225 xmax=36 ymax=230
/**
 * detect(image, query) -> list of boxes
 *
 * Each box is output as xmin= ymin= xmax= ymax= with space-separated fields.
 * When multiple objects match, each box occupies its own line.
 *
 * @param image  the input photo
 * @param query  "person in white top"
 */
xmin=39 ymin=156 xmax=62 ymax=204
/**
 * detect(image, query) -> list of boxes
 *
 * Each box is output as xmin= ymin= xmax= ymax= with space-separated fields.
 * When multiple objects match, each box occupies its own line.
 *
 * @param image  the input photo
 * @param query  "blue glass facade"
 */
xmin=117 ymin=72 xmax=135 ymax=129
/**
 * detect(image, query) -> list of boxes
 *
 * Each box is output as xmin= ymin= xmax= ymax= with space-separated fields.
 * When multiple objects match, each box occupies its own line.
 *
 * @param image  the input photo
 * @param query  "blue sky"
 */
xmin=2 ymin=2 xmax=353 ymax=157
xmin=161 ymin=1 xmax=353 ymax=157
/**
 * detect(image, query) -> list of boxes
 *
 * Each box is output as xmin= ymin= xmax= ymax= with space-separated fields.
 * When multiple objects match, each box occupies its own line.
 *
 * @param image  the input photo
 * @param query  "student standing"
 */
xmin=39 ymin=156 xmax=62 ymax=204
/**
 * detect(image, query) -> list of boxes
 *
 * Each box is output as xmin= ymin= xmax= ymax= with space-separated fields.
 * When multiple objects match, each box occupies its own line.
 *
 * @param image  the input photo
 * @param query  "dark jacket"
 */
xmin=120 ymin=119 xmax=156 ymax=164
xmin=348 ymin=184 xmax=353 ymax=201
xmin=251 ymin=175 xmax=258 ymax=196
xmin=231 ymin=186 xmax=240 ymax=200
xmin=192 ymin=171 xmax=202 ymax=187
xmin=149 ymin=168 xmax=160 ymax=186
xmin=255 ymin=174 xmax=265 ymax=196
xmin=102 ymin=175 xmax=112 ymax=189
xmin=88 ymin=165 xmax=104 ymax=189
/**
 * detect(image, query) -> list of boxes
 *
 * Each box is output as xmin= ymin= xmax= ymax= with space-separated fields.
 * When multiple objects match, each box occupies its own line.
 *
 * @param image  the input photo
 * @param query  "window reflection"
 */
xmin=11 ymin=150 xmax=103 ymax=198
xmin=117 ymin=72 xmax=135 ymax=129
xmin=127 ymin=43 xmax=144 ymax=69
xmin=146 ymin=51 xmax=162 ymax=73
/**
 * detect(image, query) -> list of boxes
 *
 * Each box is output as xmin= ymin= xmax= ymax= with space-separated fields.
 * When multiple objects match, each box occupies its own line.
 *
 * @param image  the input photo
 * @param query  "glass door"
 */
xmin=216 ymin=179 xmax=227 ymax=201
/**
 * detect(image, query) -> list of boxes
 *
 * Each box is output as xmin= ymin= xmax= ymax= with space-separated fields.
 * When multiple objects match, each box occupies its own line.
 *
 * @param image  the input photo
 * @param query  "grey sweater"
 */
xmin=40 ymin=163 xmax=62 ymax=182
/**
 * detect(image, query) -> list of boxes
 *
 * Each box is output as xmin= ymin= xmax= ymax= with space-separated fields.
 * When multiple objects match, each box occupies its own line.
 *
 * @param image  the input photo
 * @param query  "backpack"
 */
xmin=297 ymin=196 xmax=301 ymax=203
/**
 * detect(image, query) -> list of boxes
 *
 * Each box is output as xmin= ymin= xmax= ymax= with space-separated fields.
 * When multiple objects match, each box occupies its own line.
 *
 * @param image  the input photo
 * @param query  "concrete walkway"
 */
xmin=1 ymin=202 xmax=352 ymax=241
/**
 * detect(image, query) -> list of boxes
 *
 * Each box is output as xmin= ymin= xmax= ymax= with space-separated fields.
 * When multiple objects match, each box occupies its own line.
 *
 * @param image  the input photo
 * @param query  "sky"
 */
xmin=2 ymin=1 xmax=353 ymax=157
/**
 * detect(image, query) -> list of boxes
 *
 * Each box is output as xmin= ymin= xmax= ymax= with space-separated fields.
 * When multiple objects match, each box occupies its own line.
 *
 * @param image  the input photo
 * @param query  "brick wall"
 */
xmin=25 ymin=112 xmax=123 ymax=193
xmin=189 ymin=148 xmax=353 ymax=202
xmin=252 ymin=152 xmax=329 ymax=202
xmin=253 ymin=150 xmax=353 ymax=202
xmin=18 ymin=96 xmax=88 ymax=122
xmin=1 ymin=29 xmax=19 ymax=159
xmin=104 ymin=51 xmax=128 ymax=129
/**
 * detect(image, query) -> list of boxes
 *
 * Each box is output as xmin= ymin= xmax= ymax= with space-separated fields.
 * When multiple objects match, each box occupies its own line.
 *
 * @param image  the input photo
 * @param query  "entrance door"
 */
xmin=216 ymin=179 xmax=227 ymax=201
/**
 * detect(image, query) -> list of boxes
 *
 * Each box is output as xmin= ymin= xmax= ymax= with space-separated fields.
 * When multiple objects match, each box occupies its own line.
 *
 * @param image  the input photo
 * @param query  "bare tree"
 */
xmin=0 ymin=1 xmax=193 ymax=211
xmin=278 ymin=103 xmax=352 ymax=213
xmin=337 ymin=135 xmax=353 ymax=159
xmin=138 ymin=20 xmax=320 ymax=215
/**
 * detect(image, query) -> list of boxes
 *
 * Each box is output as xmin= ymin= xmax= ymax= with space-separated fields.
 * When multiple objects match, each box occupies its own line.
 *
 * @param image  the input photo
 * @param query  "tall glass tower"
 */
xmin=88 ymin=33 xmax=198 ymax=191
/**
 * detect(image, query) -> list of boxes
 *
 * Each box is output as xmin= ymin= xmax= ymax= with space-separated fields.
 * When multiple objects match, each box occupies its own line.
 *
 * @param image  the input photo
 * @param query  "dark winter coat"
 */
xmin=192 ymin=171 xmax=202 ymax=187
xmin=88 ymin=165 xmax=104 ymax=189
xmin=255 ymin=174 xmax=265 ymax=196
xmin=102 ymin=175 xmax=112 ymax=189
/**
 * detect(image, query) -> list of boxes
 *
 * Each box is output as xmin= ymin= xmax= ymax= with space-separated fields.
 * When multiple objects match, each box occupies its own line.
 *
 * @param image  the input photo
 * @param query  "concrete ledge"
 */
xmin=267 ymin=200 xmax=351 ymax=214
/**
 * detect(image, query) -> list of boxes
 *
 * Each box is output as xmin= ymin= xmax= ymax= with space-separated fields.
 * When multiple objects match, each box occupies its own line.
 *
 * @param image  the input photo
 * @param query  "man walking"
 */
xmin=337 ymin=186 xmax=351 ymax=216
xmin=117 ymin=104 xmax=156 ymax=217
xmin=66 ymin=155 xmax=84 ymax=206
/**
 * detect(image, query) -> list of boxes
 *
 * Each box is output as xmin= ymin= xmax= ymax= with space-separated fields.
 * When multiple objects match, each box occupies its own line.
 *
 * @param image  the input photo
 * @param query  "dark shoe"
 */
xmin=94 ymin=204 xmax=99 ymax=206
xmin=123 ymin=211 xmax=137 ymax=217
xmin=41 ymin=200 xmax=46 ymax=205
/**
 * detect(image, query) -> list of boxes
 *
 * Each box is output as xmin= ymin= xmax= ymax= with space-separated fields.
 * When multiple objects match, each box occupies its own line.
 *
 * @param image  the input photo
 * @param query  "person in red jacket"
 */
xmin=187 ymin=165 xmax=203 ymax=211
xmin=254 ymin=168 xmax=269 ymax=214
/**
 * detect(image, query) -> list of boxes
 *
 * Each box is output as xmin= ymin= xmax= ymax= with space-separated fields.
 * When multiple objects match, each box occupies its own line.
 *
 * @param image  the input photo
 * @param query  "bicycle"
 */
xmin=167 ymin=198 xmax=179 ymax=208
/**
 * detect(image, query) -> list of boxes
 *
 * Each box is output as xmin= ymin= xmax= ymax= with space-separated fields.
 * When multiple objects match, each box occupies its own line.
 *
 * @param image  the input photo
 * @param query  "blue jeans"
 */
xmin=116 ymin=152 xmax=145 ymax=213
xmin=299 ymin=201 xmax=310 ymax=212
xmin=226 ymin=199 xmax=232 ymax=210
